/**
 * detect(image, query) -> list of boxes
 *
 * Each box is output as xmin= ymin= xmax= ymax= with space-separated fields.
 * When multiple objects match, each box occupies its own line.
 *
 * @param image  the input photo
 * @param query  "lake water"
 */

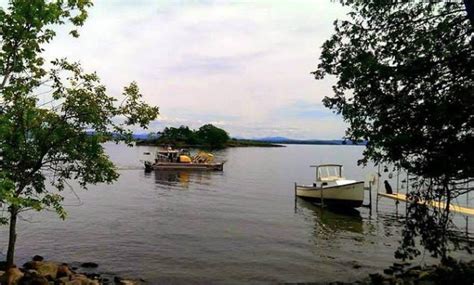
xmin=1 ymin=144 xmax=472 ymax=283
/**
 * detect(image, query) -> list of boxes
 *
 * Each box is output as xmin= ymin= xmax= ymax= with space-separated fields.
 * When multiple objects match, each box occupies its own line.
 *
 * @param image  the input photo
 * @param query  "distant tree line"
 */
xmin=150 ymin=124 xmax=230 ymax=149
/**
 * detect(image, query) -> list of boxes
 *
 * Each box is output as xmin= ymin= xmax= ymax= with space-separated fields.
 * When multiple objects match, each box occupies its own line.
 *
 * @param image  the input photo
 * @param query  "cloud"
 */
xmin=34 ymin=0 xmax=350 ymax=138
xmin=273 ymin=100 xmax=337 ymax=119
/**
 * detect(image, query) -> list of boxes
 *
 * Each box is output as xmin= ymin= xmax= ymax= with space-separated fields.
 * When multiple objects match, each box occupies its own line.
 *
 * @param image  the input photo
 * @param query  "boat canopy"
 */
xmin=310 ymin=164 xmax=344 ymax=182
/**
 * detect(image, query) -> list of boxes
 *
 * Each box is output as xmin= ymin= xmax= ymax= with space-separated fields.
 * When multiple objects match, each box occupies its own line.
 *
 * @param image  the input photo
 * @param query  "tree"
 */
xmin=153 ymin=124 xmax=229 ymax=148
xmin=196 ymin=124 xmax=230 ymax=149
xmin=315 ymin=1 xmax=473 ymax=260
xmin=0 ymin=0 xmax=159 ymax=267
xmin=159 ymin=125 xmax=199 ymax=146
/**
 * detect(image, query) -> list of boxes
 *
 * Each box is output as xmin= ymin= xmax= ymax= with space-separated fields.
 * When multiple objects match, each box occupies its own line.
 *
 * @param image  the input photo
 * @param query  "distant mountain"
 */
xmin=133 ymin=133 xmax=154 ymax=140
xmin=87 ymin=131 xmax=365 ymax=145
xmin=85 ymin=131 xmax=159 ymax=141
xmin=249 ymin=136 xmax=366 ymax=146
xmin=255 ymin=136 xmax=292 ymax=142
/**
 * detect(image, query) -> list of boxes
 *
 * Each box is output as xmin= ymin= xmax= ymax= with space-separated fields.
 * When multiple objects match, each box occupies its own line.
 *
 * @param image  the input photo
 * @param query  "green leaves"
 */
xmin=316 ymin=1 xmax=473 ymax=259
xmin=0 ymin=1 xmax=158 ymax=223
xmin=316 ymin=1 xmax=473 ymax=180
xmin=120 ymin=82 xmax=160 ymax=129
xmin=156 ymin=124 xmax=230 ymax=149
xmin=196 ymin=124 xmax=230 ymax=149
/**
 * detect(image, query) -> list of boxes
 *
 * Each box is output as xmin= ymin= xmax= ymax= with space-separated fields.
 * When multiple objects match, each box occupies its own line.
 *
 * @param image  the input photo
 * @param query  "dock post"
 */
xmin=466 ymin=183 xmax=470 ymax=236
xmin=395 ymin=168 xmax=400 ymax=215
xmin=320 ymin=186 xmax=324 ymax=208
xmin=396 ymin=169 xmax=400 ymax=194
xmin=294 ymin=182 xmax=297 ymax=201
xmin=294 ymin=183 xmax=298 ymax=212
xmin=376 ymin=165 xmax=380 ymax=212
xmin=369 ymin=182 xmax=372 ymax=215
xmin=405 ymin=171 xmax=409 ymax=217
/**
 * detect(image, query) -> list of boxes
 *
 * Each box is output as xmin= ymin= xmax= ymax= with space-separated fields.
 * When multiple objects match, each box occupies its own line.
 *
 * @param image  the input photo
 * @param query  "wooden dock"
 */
xmin=378 ymin=193 xmax=474 ymax=216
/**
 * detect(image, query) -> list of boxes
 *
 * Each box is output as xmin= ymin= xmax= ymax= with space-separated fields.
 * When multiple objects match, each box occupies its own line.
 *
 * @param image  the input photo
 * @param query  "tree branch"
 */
xmin=464 ymin=0 xmax=474 ymax=27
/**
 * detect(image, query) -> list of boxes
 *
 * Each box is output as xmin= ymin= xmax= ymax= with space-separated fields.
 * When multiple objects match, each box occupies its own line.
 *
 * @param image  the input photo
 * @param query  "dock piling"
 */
xmin=369 ymin=182 xmax=372 ymax=215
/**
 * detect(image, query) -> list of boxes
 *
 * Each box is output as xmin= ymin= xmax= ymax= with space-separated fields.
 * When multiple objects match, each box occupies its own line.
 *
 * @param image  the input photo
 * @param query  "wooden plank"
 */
xmin=378 ymin=193 xmax=474 ymax=216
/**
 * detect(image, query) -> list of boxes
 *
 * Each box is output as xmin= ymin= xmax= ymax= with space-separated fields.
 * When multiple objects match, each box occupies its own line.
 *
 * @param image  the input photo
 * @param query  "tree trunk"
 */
xmin=6 ymin=206 xmax=18 ymax=267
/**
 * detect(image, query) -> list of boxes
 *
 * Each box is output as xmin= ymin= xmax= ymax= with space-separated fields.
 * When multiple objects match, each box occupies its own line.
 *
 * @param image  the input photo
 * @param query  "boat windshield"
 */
xmin=314 ymin=165 xmax=343 ymax=182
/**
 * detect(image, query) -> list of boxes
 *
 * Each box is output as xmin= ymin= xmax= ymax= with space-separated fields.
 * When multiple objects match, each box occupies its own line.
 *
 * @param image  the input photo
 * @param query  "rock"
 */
xmin=22 ymin=261 xmax=40 ymax=270
xmin=32 ymin=255 xmax=44 ymax=262
xmin=57 ymin=263 xmax=73 ymax=279
xmin=80 ymin=262 xmax=98 ymax=269
xmin=57 ymin=276 xmax=72 ymax=284
xmin=118 ymin=280 xmax=138 ymax=285
xmin=35 ymin=261 xmax=58 ymax=280
xmin=0 ymin=261 xmax=7 ymax=271
xmin=83 ymin=273 xmax=100 ymax=280
xmin=0 ymin=265 xmax=24 ymax=285
xmin=369 ymin=273 xmax=385 ymax=284
xmin=61 ymin=280 xmax=84 ymax=285
xmin=17 ymin=272 xmax=49 ymax=285
xmin=114 ymin=276 xmax=140 ymax=285
xmin=382 ymin=276 xmax=397 ymax=284
xmin=66 ymin=274 xmax=92 ymax=285
xmin=344 ymin=259 xmax=474 ymax=284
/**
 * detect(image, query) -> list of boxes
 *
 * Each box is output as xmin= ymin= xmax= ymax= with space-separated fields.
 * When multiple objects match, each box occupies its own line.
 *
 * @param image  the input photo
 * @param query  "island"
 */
xmin=135 ymin=124 xmax=284 ymax=148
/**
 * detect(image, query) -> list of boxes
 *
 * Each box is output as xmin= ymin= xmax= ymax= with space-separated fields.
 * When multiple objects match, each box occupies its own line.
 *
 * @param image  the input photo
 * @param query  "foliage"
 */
xmin=0 ymin=0 xmax=159 ymax=265
xmin=196 ymin=124 xmax=230 ymax=149
xmin=154 ymin=124 xmax=229 ymax=149
xmin=315 ymin=1 xmax=473 ymax=259
xmin=158 ymin=125 xmax=199 ymax=146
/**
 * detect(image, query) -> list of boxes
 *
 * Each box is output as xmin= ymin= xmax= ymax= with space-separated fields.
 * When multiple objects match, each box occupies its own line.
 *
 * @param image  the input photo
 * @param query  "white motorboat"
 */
xmin=295 ymin=164 xmax=364 ymax=208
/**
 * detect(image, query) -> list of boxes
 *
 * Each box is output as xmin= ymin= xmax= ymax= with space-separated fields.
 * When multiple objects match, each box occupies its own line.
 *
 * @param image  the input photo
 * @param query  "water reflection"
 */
xmin=147 ymin=170 xmax=218 ymax=189
xmin=152 ymin=170 xmax=190 ymax=187
xmin=295 ymin=198 xmax=364 ymax=234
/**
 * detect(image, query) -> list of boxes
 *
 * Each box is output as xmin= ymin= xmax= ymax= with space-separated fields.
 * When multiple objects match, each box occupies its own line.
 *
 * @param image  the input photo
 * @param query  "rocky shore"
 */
xmin=0 ymin=256 xmax=143 ymax=285
xmin=1 ymin=256 xmax=472 ymax=284
xmin=344 ymin=258 xmax=474 ymax=285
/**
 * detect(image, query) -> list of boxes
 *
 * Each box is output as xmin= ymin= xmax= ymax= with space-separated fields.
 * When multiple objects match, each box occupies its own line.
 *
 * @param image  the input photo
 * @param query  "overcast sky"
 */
xmin=42 ymin=1 xmax=348 ymax=139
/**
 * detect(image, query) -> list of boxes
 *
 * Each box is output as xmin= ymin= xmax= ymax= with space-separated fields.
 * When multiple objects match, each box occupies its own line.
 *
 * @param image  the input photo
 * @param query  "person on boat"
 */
xmin=384 ymin=180 xmax=393 ymax=194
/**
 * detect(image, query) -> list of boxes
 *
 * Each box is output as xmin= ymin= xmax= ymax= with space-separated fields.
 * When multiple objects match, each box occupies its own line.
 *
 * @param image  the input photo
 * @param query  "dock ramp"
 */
xmin=378 ymin=193 xmax=474 ymax=216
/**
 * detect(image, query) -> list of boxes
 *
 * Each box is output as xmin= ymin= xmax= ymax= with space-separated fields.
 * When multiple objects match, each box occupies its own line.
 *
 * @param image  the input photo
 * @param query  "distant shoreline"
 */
xmin=134 ymin=139 xmax=366 ymax=148
xmin=135 ymin=139 xmax=285 ymax=148
xmin=270 ymin=141 xmax=365 ymax=146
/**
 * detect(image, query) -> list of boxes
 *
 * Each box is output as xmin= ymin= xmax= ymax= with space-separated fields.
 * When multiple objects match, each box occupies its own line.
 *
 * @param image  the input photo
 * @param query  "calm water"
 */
xmin=1 ymin=144 xmax=472 ymax=283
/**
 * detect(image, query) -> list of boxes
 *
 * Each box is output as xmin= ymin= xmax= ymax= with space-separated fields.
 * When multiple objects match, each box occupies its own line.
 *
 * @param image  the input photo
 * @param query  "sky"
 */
xmin=33 ymin=1 xmax=350 ymax=139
